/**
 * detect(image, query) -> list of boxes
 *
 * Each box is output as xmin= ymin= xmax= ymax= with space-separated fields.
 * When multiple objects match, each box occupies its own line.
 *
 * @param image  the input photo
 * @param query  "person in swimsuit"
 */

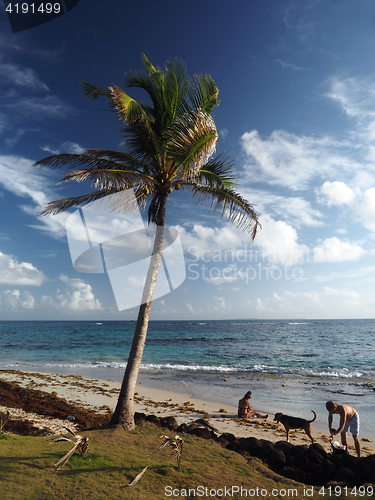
xmin=326 ymin=401 xmax=361 ymax=457
xmin=238 ymin=391 xmax=268 ymax=419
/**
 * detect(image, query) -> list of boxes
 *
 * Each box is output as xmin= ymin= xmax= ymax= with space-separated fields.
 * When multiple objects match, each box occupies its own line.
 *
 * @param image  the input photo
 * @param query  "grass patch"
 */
xmin=1 ymin=425 xmax=322 ymax=499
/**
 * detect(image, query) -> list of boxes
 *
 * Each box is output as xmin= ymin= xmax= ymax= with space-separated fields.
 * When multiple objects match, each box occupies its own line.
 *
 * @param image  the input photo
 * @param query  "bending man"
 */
xmin=326 ymin=401 xmax=360 ymax=457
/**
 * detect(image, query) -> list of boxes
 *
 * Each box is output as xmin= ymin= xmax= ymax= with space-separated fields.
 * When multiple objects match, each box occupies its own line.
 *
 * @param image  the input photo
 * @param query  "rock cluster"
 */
xmin=134 ymin=412 xmax=375 ymax=486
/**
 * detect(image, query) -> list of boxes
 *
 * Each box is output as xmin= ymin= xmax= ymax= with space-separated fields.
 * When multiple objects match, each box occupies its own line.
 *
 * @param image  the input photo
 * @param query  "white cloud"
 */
xmin=219 ymin=128 xmax=228 ymax=140
xmin=313 ymin=237 xmax=364 ymax=262
xmin=0 ymin=289 xmax=35 ymax=309
xmin=0 ymin=155 xmax=68 ymax=237
xmin=186 ymin=303 xmax=197 ymax=314
xmin=241 ymin=129 xmax=354 ymax=190
xmin=241 ymin=189 xmax=325 ymax=228
xmin=0 ymin=251 xmax=45 ymax=285
xmin=323 ymin=286 xmax=361 ymax=302
xmin=316 ymin=181 xmax=355 ymax=206
xmin=39 ymin=142 xmax=85 ymax=155
xmin=0 ymin=155 xmax=50 ymax=206
xmin=274 ymin=59 xmax=305 ymax=71
xmin=5 ymin=94 xmax=76 ymax=120
xmin=356 ymin=188 xmax=375 ymax=232
xmin=213 ymin=296 xmax=227 ymax=311
xmin=324 ymin=76 xmax=375 ymax=120
xmin=42 ymin=275 xmax=102 ymax=311
xmin=253 ymin=215 xmax=309 ymax=265
xmin=179 ymin=223 xmax=251 ymax=260
xmin=0 ymin=59 xmax=49 ymax=91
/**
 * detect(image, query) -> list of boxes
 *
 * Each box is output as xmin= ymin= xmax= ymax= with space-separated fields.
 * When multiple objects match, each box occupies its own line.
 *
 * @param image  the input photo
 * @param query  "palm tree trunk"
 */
xmin=110 ymin=197 xmax=167 ymax=430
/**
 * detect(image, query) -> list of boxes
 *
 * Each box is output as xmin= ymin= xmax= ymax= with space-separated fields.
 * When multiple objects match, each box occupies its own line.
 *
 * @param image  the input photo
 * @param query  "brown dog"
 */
xmin=274 ymin=410 xmax=317 ymax=443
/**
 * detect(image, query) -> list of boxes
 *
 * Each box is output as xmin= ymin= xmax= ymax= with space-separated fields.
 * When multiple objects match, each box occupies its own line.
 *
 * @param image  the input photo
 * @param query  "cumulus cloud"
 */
xmin=252 ymin=215 xmax=309 ymax=265
xmin=313 ymin=237 xmax=365 ymax=262
xmin=356 ymin=188 xmax=375 ymax=232
xmin=0 ymin=289 xmax=35 ymax=309
xmin=316 ymin=181 xmax=355 ymax=206
xmin=179 ymin=223 xmax=251 ymax=260
xmin=0 ymin=251 xmax=45 ymax=285
xmin=53 ymin=274 xmax=102 ymax=311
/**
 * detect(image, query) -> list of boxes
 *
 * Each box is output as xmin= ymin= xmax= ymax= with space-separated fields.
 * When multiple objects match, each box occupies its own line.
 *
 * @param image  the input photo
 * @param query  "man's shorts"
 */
xmin=343 ymin=413 xmax=359 ymax=436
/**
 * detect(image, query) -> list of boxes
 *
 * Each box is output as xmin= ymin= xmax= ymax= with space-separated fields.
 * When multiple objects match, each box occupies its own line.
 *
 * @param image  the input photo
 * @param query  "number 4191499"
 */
xmin=318 ymin=485 xmax=374 ymax=496
xmin=5 ymin=3 xmax=61 ymax=14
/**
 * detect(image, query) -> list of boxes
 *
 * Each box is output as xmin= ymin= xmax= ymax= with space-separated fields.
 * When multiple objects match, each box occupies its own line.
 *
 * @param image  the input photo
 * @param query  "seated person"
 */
xmin=238 ymin=391 xmax=268 ymax=419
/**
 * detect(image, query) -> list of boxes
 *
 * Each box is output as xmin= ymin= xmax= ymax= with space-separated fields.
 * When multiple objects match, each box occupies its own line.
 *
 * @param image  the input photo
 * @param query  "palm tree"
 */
xmin=34 ymin=54 xmax=260 ymax=430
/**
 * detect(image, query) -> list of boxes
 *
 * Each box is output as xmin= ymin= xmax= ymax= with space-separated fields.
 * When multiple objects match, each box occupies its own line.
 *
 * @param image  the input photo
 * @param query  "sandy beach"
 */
xmin=1 ymin=368 xmax=373 ymax=456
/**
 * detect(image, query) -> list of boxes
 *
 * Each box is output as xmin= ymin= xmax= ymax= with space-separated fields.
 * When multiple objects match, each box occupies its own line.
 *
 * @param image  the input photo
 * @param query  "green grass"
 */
xmin=0 ymin=426 xmax=349 ymax=500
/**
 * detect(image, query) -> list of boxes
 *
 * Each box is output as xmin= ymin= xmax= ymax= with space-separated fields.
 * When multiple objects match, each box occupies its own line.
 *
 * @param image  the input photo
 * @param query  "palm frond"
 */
xmin=81 ymin=81 xmax=112 ymax=101
xmin=127 ymin=464 xmax=152 ymax=487
xmin=188 ymin=184 xmax=261 ymax=239
xmin=40 ymin=187 xmax=146 ymax=216
xmin=159 ymin=434 xmax=183 ymax=470
xmin=188 ymin=74 xmax=219 ymax=114
xmin=196 ymin=153 xmax=236 ymax=188
xmin=169 ymin=111 xmax=218 ymax=173
xmin=50 ymin=432 xmax=89 ymax=470
xmin=58 ymin=168 xmax=155 ymax=191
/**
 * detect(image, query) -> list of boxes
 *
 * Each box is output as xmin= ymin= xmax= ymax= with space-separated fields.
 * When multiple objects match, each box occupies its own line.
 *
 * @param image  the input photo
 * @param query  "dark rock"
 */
xmin=357 ymin=461 xmax=372 ymax=482
xmin=339 ymin=454 xmax=360 ymax=471
xmin=274 ymin=441 xmax=293 ymax=453
xmin=291 ymin=444 xmax=309 ymax=456
xmin=227 ymin=437 xmax=241 ymax=452
xmin=240 ymin=437 xmax=263 ymax=457
xmin=134 ymin=412 xmax=147 ymax=425
xmin=307 ymin=450 xmax=324 ymax=465
xmin=269 ymin=449 xmax=286 ymax=468
xmin=297 ymin=454 xmax=310 ymax=470
xmin=306 ymin=463 xmax=325 ymax=485
xmin=146 ymin=414 xmax=161 ymax=426
xmin=322 ymin=458 xmax=337 ymax=479
xmin=216 ymin=432 xmax=236 ymax=446
xmin=333 ymin=467 xmax=357 ymax=486
xmin=309 ymin=442 xmax=327 ymax=459
xmin=259 ymin=440 xmax=275 ymax=460
xmin=285 ymin=454 xmax=296 ymax=466
xmin=281 ymin=466 xmax=304 ymax=482
xmin=176 ymin=422 xmax=188 ymax=434
xmin=189 ymin=426 xmax=213 ymax=439
xmin=160 ymin=416 xmax=178 ymax=430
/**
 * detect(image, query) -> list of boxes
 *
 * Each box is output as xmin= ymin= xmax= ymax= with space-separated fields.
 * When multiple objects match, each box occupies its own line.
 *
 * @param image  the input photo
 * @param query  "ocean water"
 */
xmin=1 ymin=319 xmax=374 ymax=441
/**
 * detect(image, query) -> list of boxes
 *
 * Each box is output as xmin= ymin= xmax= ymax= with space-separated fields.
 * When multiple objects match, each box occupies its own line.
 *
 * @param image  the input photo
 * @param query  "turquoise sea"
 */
xmin=1 ymin=319 xmax=374 ymax=441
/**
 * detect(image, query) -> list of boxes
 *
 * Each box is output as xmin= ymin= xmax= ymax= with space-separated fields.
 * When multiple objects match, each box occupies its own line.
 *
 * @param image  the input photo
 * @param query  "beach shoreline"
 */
xmin=1 ymin=368 xmax=373 ymax=456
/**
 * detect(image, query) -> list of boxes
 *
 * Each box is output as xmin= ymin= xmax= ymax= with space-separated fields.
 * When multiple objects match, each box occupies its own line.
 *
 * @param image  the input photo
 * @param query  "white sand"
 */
xmin=0 ymin=369 xmax=373 ymax=456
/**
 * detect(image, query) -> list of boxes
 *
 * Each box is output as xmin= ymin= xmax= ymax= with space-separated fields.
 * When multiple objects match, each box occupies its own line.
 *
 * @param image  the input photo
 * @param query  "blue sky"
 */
xmin=1 ymin=0 xmax=375 ymax=320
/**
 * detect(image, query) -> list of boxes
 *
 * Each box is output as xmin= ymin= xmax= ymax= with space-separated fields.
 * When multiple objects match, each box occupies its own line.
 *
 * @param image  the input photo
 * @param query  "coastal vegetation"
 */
xmin=34 ymin=54 xmax=260 ymax=430
xmin=1 ymin=425 xmax=312 ymax=500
